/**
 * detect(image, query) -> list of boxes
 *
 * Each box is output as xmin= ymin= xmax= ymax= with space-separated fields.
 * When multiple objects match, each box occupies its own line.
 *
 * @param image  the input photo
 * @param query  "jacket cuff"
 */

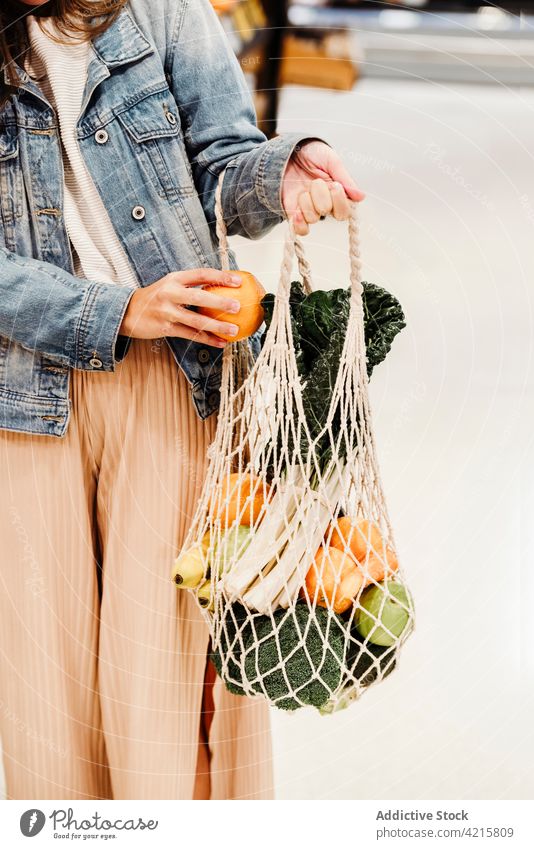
xmin=76 ymin=282 xmax=136 ymax=371
xmin=256 ymin=134 xmax=320 ymax=217
xmin=223 ymin=134 xmax=327 ymax=239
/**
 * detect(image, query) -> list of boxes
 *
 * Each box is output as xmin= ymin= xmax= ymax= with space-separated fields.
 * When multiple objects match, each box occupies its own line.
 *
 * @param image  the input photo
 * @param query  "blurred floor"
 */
xmin=231 ymin=78 xmax=534 ymax=799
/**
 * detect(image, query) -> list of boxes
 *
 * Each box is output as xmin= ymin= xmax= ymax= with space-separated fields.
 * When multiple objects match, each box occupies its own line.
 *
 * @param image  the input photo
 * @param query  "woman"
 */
xmin=0 ymin=0 xmax=364 ymax=800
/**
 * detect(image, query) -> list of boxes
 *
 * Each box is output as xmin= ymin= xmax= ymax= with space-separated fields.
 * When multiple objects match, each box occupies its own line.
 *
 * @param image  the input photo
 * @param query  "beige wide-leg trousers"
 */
xmin=0 ymin=338 xmax=273 ymax=800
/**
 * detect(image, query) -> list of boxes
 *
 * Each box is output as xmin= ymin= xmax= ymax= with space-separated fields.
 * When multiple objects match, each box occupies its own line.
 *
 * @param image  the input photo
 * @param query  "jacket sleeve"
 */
xmin=166 ymin=0 xmax=309 ymax=239
xmin=0 ymin=247 xmax=136 ymax=370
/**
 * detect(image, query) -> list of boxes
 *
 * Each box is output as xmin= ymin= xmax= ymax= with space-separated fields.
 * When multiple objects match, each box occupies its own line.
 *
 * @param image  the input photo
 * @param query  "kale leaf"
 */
xmin=362 ymin=282 xmax=406 ymax=377
xmin=261 ymin=280 xmax=308 ymax=375
xmin=260 ymin=281 xmax=406 ymax=476
xmin=262 ymin=281 xmax=405 ymax=379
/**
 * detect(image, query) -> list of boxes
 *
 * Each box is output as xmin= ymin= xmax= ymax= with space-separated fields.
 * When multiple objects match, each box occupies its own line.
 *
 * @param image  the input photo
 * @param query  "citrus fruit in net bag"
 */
xmin=303 ymin=546 xmax=364 ymax=614
xmin=209 ymin=472 xmax=271 ymax=528
xmin=328 ymin=517 xmax=399 ymax=585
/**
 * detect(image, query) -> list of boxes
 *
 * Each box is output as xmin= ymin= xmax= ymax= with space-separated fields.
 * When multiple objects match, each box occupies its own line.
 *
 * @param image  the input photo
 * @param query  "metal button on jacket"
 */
xmin=89 ymin=356 xmax=103 ymax=369
xmin=197 ymin=348 xmax=210 ymax=365
xmin=95 ymin=129 xmax=109 ymax=144
xmin=165 ymin=111 xmax=177 ymax=126
xmin=132 ymin=205 xmax=146 ymax=221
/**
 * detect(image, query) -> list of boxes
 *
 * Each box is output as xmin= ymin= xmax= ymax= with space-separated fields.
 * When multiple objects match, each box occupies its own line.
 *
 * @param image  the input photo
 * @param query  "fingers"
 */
xmin=122 ymin=272 xmax=243 ymax=344
xmin=293 ymin=210 xmax=310 ymax=237
xmin=164 ymin=321 xmax=228 ymax=349
xmin=159 ymin=270 xmax=242 ymax=313
xmin=181 ymin=286 xmax=241 ymax=315
xmin=148 ymin=272 xmax=244 ymax=343
xmin=330 ymin=181 xmax=351 ymax=220
xmin=293 ymin=178 xmax=332 ymax=236
xmin=177 ymin=268 xmax=242 ymax=288
xmin=325 ymin=156 xmax=366 ymax=202
xmin=293 ymin=179 xmax=352 ymax=234
xmin=170 ymin=305 xmax=238 ymax=342
xmin=299 ymin=191 xmax=321 ymax=225
xmin=310 ymin=179 xmax=333 ymax=217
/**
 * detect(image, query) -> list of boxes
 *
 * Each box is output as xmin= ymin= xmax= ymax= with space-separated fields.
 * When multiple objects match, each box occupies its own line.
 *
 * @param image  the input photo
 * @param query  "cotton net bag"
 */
xmin=173 ymin=179 xmax=415 ymax=715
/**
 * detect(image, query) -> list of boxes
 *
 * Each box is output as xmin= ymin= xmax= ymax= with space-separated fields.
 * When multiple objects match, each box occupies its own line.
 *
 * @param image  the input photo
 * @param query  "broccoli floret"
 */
xmin=244 ymin=606 xmax=345 ymax=710
xmin=212 ymin=602 xmax=346 ymax=711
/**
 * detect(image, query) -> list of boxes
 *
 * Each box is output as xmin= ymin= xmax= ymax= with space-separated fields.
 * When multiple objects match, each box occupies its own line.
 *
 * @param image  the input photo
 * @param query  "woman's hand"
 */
xmin=282 ymin=140 xmax=365 ymax=236
xmin=119 ymin=269 xmax=243 ymax=348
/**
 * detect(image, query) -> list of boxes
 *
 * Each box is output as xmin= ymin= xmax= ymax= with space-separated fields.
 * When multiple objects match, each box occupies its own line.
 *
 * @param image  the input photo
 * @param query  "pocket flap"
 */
xmin=115 ymin=90 xmax=180 ymax=143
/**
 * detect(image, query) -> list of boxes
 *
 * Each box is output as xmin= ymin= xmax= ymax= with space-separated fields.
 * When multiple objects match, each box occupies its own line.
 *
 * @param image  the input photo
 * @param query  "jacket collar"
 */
xmin=3 ymin=9 xmax=153 ymax=91
xmin=79 ymin=8 xmax=155 ymax=114
xmin=91 ymin=8 xmax=154 ymax=69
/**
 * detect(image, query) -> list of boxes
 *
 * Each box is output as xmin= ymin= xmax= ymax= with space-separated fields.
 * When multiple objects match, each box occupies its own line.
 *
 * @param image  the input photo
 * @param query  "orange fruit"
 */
xmin=303 ymin=546 xmax=364 ymax=615
xmin=210 ymin=0 xmax=237 ymax=13
xmin=199 ymin=270 xmax=265 ymax=342
xmin=328 ymin=518 xmax=398 ymax=586
xmin=359 ymin=552 xmax=398 ymax=586
xmin=210 ymin=472 xmax=271 ymax=528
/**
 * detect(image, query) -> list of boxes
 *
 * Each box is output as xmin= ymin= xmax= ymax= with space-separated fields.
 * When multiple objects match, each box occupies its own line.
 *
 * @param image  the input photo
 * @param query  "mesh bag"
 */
xmin=173 ymin=181 xmax=415 ymax=714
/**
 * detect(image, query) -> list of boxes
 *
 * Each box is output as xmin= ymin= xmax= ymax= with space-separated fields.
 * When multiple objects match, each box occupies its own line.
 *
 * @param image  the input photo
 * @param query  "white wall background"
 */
xmin=231 ymin=79 xmax=534 ymax=800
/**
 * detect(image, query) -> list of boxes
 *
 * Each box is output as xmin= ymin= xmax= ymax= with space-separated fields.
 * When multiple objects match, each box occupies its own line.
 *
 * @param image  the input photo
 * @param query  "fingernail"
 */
xmin=227 ymin=324 xmax=239 ymax=336
xmin=230 ymin=275 xmax=242 ymax=284
xmin=228 ymin=301 xmax=241 ymax=313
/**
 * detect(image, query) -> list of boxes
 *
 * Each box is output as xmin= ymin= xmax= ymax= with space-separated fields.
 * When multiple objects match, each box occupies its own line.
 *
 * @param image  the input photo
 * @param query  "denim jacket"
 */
xmin=0 ymin=0 xmax=307 ymax=437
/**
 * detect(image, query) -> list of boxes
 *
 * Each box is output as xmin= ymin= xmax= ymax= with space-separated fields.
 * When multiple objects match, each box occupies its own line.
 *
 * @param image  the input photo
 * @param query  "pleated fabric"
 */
xmin=0 ymin=339 xmax=273 ymax=800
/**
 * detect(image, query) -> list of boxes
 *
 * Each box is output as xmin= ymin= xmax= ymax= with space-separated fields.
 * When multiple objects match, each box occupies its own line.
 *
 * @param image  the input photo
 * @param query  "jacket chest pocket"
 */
xmin=0 ymin=124 xmax=23 ymax=241
xmin=115 ymin=89 xmax=194 ymax=201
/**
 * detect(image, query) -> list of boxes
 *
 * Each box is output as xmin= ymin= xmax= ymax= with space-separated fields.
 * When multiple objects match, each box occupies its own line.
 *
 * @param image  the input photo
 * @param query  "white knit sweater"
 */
xmin=27 ymin=16 xmax=138 ymax=288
